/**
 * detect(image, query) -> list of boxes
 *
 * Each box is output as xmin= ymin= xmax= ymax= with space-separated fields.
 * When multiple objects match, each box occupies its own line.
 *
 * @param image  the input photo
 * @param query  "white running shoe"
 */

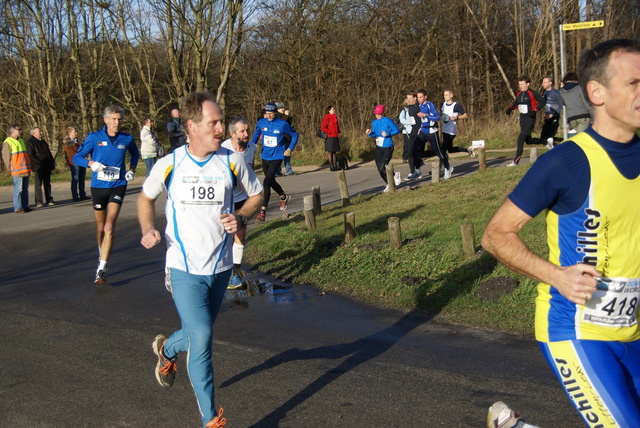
xmin=443 ymin=166 xmax=454 ymax=179
xmin=383 ymin=185 xmax=389 ymax=193
xmin=486 ymin=401 xmax=523 ymax=428
xmin=393 ymin=171 xmax=401 ymax=186
xmin=506 ymin=162 xmax=517 ymax=167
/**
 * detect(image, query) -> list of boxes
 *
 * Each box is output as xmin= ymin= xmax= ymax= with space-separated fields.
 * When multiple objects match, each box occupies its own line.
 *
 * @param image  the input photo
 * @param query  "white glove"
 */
xmin=125 ymin=170 xmax=135 ymax=182
xmin=91 ymin=162 xmax=106 ymax=172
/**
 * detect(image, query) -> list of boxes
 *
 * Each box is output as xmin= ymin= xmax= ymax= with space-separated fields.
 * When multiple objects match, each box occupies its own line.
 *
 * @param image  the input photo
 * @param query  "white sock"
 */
xmin=98 ymin=260 xmax=107 ymax=272
xmin=232 ymin=243 xmax=245 ymax=265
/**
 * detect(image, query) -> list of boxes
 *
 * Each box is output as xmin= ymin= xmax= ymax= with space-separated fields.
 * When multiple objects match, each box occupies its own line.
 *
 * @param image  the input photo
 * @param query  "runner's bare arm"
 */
xmin=138 ymin=191 xmax=162 ymax=249
xmin=220 ymin=193 xmax=263 ymax=234
xmin=482 ymin=198 xmax=599 ymax=304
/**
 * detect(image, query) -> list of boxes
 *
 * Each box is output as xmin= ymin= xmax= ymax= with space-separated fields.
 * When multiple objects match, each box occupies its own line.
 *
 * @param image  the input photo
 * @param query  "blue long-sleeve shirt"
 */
xmin=418 ymin=101 xmax=440 ymax=134
xmin=250 ymin=117 xmax=298 ymax=160
xmin=368 ymin=117 xmax=400 ymax=148
xmin=73 ymin=126 xmax=139 ymax=188
xmin=545 ymin=87 xmax=563 ymax=116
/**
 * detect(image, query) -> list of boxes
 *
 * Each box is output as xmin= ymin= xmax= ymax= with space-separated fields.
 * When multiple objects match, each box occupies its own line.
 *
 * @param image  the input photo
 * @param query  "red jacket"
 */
xmin=321 ymin=114 xmax=340 ymax=138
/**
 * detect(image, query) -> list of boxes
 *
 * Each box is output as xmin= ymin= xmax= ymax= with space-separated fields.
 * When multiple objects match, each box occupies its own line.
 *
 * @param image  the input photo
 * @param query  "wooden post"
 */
xmin=385 ymin=164 xmax=395 ymax=193
xmin=312 ymin=186 xmax=321 ymax=214
xmin=478 ymin=147 xmax=486 ymax=172
xmin=388 ymin=217 xmax=402 ymax=249
xmin=303 ymin=195 xmax=316 ymax=231
xmin=344 ymin=212 xmax=356 ymax=243
xmin=337 ymin=170 xmax=350 ymax=207
xmin=431 ymin=161 xmax=440 ymax=183
xmin=461 ymin=223 xmax=475 ymax=258
xmin=530 ymin=147 xmax=538 ymax=163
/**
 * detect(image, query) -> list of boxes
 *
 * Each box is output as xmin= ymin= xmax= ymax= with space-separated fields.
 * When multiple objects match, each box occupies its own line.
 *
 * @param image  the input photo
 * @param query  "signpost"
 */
xmin=558 ymin=20 xmax=605 ymax=139
xmin=562 ymin=21 xmax=604 ymax=31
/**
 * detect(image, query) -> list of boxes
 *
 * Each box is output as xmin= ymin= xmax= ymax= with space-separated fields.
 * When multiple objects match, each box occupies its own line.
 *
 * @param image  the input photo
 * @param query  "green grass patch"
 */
xmin=245 ymin=163 xmax=548 ymax=335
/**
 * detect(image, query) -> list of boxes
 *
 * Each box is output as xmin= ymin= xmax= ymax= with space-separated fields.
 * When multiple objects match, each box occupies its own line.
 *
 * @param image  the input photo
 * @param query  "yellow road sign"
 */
xmin=563 ymin=21 xmax=604 ymax=31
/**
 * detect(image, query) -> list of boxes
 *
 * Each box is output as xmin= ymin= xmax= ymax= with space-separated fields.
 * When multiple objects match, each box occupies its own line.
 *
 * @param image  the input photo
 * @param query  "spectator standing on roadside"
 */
xmin=2 ymin=124 xmax=32 ymax=213
xmin=63 ymin=126 xmax=89 ymax=202
xmin=276 ymin=102 xmax=294 ymax=176
xmin=560 ymin=72 xmax=594 ymax=134
xmin=440 ymin=89 xmax=469 ymax=155
xmin=321 ymin=105 xmax=341 ymax=171
xmin=366 ymin=104 xmax=400 ymax=192
xmin=140 ymin=118 xmax=164 ymax=177
xmin=166 ymin=109 xmax=186 ymax=153
xmin=505 ymin=76 xmax=546 ymax=167
xmin=398 ymin=91 xmax=421 ymax=164
xmin=26 ymin=127 xmax=56 ymax=207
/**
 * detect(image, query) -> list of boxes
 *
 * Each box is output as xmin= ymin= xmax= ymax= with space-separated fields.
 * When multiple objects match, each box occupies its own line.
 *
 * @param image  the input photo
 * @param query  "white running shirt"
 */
xmin=143 ymin=145 xmax=262 ymax=275
xmin=221 ymin=138 xmax=257 ymax=203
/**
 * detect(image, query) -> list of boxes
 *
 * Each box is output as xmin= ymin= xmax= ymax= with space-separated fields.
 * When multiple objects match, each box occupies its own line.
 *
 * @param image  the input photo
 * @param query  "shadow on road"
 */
xmin=221 ymin=307 xmax=429 ymax=427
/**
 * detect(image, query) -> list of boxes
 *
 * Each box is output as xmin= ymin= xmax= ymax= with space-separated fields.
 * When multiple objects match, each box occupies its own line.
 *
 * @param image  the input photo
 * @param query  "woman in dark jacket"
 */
xmin=321 ymin=106 xmax=340 ymax=171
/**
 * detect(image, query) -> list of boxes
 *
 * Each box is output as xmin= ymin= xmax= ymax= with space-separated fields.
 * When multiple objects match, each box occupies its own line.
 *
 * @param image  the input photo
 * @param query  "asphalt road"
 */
xmin=0 ymin=155 xmax=582 ymax=427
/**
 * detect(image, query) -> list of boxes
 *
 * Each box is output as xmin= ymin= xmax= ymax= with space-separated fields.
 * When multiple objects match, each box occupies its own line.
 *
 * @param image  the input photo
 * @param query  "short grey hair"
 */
xmin=544 ymin=75 xmax=554 ymax=84
xmin=103 ymin=104 xmax=125 ymax=118
xmin=30 ymin=127 xmax=40 ymax=136
xmin=228 ymin=117 xmax=248 ymax=134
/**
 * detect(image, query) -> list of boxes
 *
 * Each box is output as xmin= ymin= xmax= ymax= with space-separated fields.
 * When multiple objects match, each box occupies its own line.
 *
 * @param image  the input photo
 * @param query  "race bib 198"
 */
xmin=177 ymin=175 xmax=224 ymax=206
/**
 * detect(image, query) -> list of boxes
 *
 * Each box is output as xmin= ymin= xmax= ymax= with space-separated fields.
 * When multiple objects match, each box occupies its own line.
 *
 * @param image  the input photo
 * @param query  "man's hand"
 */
xmin=91 ymin=161 xmax=106 ymax=172
xmin=220 ymin=213 xmax=238 ymax=234
xmin=552 ymin=264 xmax=600 ymax=305
xmin=125 ymin=171 xmax=135 ymax=182
xmin=505 ymin=108 xmax=512 ymax=116
xmin=284 ymin=148 xmax=292 ymax=157
xmin=141 ymin=229 xmax=162 ymax=249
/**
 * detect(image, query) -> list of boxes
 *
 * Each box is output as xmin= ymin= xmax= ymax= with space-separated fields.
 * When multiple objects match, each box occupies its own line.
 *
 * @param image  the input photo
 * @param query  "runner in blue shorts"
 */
xmin=482 ymin=39 xmax=640 ymax=428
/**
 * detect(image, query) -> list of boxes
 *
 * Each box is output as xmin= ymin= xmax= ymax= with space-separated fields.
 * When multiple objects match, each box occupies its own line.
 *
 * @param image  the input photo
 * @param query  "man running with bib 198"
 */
xmin=482 ymin=39 xmax=640 ymax=428
xmin=138 ymin=92 xmax=262 ymax=427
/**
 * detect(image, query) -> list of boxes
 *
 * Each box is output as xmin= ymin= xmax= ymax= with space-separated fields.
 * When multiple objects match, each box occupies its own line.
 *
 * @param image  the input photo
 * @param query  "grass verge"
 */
xmin=244 ymin=163 xmax=547 ymax=336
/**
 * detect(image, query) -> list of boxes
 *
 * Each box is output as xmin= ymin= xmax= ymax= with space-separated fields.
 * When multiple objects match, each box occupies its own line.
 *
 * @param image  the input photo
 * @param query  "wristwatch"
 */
xmin=237 ymin=214 xmax=248 ymax=228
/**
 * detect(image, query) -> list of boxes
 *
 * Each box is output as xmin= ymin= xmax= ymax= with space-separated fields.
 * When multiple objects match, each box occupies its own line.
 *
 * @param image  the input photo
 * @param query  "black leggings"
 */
xmin=515 ymin=117 xmax=536 ymax=163
xmin=414 ymin=132 xmax=450 ymax=170
xmin=374 ymin=146 xmax=394 ymax=183
xmin=442 ymin=133 xmax=467 ymax=154
xmin=261 ymin=158 xmax=284 ymax=208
